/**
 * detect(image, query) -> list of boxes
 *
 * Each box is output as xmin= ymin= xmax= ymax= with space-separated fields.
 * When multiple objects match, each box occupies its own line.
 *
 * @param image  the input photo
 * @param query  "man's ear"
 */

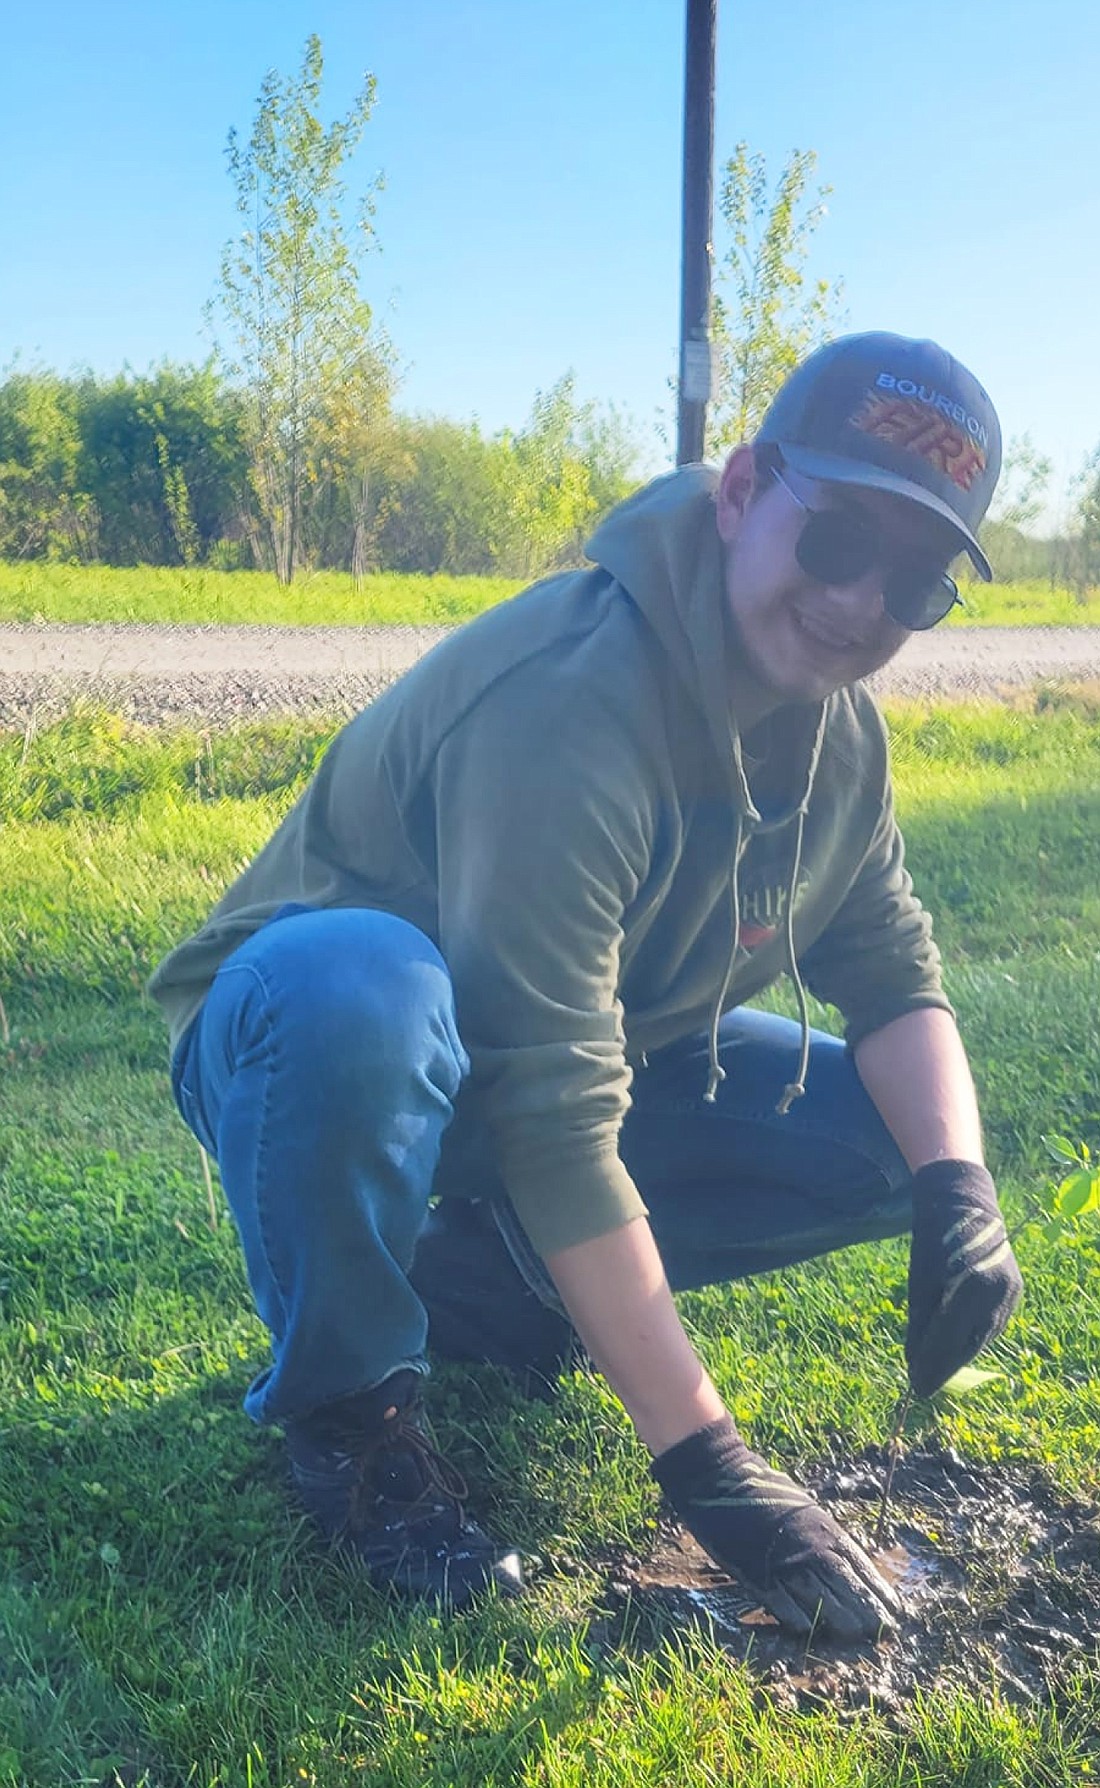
xmin=715 ymin=444 xmax=758 ymax=545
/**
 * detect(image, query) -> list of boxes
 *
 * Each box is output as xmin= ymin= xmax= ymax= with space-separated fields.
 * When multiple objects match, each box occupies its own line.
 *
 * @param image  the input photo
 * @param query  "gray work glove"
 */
xmin=906 ymin=1159 xmax=1023 ymax=1399
xmin=651 ymin=1415 xmax=901 ymax=1640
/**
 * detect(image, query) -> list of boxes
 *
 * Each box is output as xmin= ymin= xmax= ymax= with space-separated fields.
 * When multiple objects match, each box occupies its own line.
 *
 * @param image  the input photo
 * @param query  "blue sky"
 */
xmin=2 ymin=0 xmax=1097 ymax=526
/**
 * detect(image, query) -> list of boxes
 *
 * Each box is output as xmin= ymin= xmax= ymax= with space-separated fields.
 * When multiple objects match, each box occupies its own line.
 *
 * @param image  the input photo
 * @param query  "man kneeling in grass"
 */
xmin=149 ymin=333 xmax=1022 ymax=1639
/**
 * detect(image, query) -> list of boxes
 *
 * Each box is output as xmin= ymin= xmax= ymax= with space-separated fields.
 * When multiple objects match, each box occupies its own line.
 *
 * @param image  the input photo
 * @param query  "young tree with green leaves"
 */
xmin=708 ymin=144 xmax=844 ymax=455
xmin=214 ymin=34 xmax=394 ymax=583
xmin=977 ymin=433 xmax=1055 ymax=586
xmin=499 ymin=373 xmax=642 ymax=575
xmin=988 ymin=433 xmax=1054 ymax=533
xmin=1072 ymin=444 xmax=1100 ymax=594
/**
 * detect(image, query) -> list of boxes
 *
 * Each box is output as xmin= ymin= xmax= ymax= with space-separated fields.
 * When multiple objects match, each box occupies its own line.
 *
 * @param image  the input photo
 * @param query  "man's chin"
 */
xmin=771 ymin=619 xmax=905 ymax=702
xmin=747 ymin=644 xmax=856 ymax=706
xmin=730 ymin=612 xmax=904 ymax=709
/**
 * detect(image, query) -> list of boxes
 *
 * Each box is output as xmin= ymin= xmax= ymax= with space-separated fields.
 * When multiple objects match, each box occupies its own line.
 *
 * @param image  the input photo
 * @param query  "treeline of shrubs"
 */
xmin=976 ymin=518 xmax=1085 ymax=590
xmin=0 ymin=361 xmax=643 ymax=578
xmin=4 ymin=357 xmax=1088 ymax=586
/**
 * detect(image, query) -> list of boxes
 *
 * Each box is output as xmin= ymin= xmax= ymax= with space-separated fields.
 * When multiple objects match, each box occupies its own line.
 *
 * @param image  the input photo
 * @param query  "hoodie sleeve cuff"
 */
xmin=500 ymin=1148 xmax=649 ymax=1259
xmin=843 ymin=987 xmax=955 ymax=1051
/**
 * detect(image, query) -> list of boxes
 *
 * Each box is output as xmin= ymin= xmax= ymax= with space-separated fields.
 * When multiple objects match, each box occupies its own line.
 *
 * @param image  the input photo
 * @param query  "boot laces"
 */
xmin=344 ymin=1401 xmax=470 ymax=1529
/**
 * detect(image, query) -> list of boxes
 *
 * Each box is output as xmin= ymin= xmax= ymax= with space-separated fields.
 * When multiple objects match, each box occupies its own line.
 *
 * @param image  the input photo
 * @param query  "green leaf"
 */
xmin=1037 ymin=1182 xmax=1060 ymax=1215
xmin=1043 ymin=1133 xmax=1081 ymax=1165
xmin=1055 ymin=1169 xmax=1100 ymax=1219
xmin=936 ymin=1365 xmax=1004 ymax=1399
xmin=1042 ymin=1217 xmax=1067 ymax=1242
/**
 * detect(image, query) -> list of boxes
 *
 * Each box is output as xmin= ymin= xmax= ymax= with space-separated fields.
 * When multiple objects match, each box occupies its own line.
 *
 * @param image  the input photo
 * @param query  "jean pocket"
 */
xmin=170 ymin=1026 xmax=215 ymax=1155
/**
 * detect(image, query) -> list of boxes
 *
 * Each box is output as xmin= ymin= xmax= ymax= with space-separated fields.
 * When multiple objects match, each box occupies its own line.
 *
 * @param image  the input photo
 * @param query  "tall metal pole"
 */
xmin=676 ymin=0 xmax=717 ymax=465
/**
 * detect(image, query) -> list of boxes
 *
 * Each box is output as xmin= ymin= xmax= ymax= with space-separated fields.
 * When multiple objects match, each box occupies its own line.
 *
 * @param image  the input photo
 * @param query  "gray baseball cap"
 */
xmin=757 ymin=332 xmax=1002 ymax=578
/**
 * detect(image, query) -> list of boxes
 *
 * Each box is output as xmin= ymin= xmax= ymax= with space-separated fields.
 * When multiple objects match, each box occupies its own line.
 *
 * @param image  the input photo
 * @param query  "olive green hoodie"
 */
xmin=148 ymin=466 xmax=949 ymax=1258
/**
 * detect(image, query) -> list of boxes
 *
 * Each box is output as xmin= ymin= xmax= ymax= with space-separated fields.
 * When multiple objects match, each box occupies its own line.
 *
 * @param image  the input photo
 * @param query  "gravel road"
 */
xmin=2 ymin=621 xmax=1098 ymax=728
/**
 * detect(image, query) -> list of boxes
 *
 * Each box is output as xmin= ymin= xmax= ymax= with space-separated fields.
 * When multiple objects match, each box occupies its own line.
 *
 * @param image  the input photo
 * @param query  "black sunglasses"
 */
xmin=771 ymin=466 xmax=961 ymax=631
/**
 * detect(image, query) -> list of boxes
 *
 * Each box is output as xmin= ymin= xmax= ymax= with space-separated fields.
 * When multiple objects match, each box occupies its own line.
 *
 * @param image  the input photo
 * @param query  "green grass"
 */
xmin=2 ymin=559 xmax=1099 ymax=627
xmin=950 ymin=577 xmax=1100 ymax=627
xmin=2 ymin=695 xmax=1100 ymax=1782
xmin=0 ymin=562 xmax=523 ymax=626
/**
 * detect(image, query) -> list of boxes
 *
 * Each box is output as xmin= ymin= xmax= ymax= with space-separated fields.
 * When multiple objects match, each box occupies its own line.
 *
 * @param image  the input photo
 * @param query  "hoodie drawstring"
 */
xmin=772 ymin=710 xmax=827 ymax=1114
xmin=706 ymin=709 xmax=828 ymax=1116
xmin=704 ymin=813 xmax=744 ymax=1103
xmin=775 ymin=807 xmax=810 ymax=1115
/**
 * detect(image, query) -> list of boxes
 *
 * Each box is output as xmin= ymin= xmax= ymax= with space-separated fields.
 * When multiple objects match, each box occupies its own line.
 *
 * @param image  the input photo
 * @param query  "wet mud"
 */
xmin=595 ymin=1445 xmax=1100 ymax=1718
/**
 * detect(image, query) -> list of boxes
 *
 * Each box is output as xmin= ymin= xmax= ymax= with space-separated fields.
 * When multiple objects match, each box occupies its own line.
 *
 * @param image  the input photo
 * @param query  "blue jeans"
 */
xmin=170 ymin=905 xmax=910 ymax=1425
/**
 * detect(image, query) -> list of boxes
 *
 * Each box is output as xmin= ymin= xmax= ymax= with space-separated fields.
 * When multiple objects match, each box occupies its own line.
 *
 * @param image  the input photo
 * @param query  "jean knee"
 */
xmin=250 ymin=907 xmax=468 ymax=1105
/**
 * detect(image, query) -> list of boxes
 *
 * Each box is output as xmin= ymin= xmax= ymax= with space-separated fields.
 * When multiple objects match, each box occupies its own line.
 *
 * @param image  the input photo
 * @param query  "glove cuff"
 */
xmin=649 ymin=1414 xmax=754 ymax=1498
xmin=910 ymin=1158 xmax=997 ymax=1212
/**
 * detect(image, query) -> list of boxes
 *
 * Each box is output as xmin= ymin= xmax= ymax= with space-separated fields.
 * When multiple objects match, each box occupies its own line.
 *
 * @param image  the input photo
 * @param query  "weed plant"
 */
xmin=1 ymin=693 xmax=1100 ymax=1782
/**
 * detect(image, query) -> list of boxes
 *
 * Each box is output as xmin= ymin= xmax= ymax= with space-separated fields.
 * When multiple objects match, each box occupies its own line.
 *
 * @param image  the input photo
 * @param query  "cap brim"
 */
xmin=778 ymin=445 xmax=993 ymax=581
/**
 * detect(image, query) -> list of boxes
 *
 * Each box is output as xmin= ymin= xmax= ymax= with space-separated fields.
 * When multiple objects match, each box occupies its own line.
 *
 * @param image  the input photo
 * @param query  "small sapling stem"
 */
xmin=874 ymin=1388 xmax=913 ymax=1548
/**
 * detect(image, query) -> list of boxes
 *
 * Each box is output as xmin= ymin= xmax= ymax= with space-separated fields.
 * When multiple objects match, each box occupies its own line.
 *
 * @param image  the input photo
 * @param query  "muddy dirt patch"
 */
xmin=595 ymin=1445 xmax=1100 ymax=1719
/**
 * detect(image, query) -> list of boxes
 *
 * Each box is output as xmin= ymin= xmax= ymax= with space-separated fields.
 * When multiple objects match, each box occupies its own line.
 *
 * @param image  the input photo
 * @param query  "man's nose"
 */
xmin=821 ymin=566 xmax=888 ymax=616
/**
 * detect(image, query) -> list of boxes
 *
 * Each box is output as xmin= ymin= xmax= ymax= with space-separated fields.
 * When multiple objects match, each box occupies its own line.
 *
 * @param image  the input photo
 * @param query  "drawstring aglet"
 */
xmin=775 ymin=1080 xmax=805 ymax=1117
xmin=703 ymin=1063 xmax=726 ymax=1104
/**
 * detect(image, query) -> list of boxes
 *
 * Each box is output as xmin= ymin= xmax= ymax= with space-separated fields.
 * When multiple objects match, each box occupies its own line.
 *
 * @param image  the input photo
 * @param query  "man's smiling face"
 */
xmin=715 ymin=443 xmax=964 ymax=705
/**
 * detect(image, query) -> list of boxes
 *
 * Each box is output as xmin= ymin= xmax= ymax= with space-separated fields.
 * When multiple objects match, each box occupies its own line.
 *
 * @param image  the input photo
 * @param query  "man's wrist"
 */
xmin=910 ymin=1158 xmax=997 ymax=1208
xmin=650 ymin=1412 xmax=746 ymax=1482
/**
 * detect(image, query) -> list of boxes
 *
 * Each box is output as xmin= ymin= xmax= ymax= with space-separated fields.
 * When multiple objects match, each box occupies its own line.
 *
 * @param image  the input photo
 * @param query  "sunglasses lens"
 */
xmin=884 ymin=570 xmax=958 ymax=631
xmin=782 ymin=472 xmax=961 ymax=631
xmin=794 ymin=511 xmax=878 ymax=587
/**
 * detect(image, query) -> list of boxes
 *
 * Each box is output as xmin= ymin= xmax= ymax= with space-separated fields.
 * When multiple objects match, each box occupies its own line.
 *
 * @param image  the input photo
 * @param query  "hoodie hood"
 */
xmin=586 ymin=465 xmax=754 ymax=816
xmin=586 ymin=464 xmax=829 ymax=1108
xmin=586 ymin=465 xmax=826 ymax=828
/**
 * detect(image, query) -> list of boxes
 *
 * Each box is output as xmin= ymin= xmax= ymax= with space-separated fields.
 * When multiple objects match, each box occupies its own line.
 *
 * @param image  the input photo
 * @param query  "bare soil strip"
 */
xmin=2 ymin=622 xmax=1098 ymax=726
